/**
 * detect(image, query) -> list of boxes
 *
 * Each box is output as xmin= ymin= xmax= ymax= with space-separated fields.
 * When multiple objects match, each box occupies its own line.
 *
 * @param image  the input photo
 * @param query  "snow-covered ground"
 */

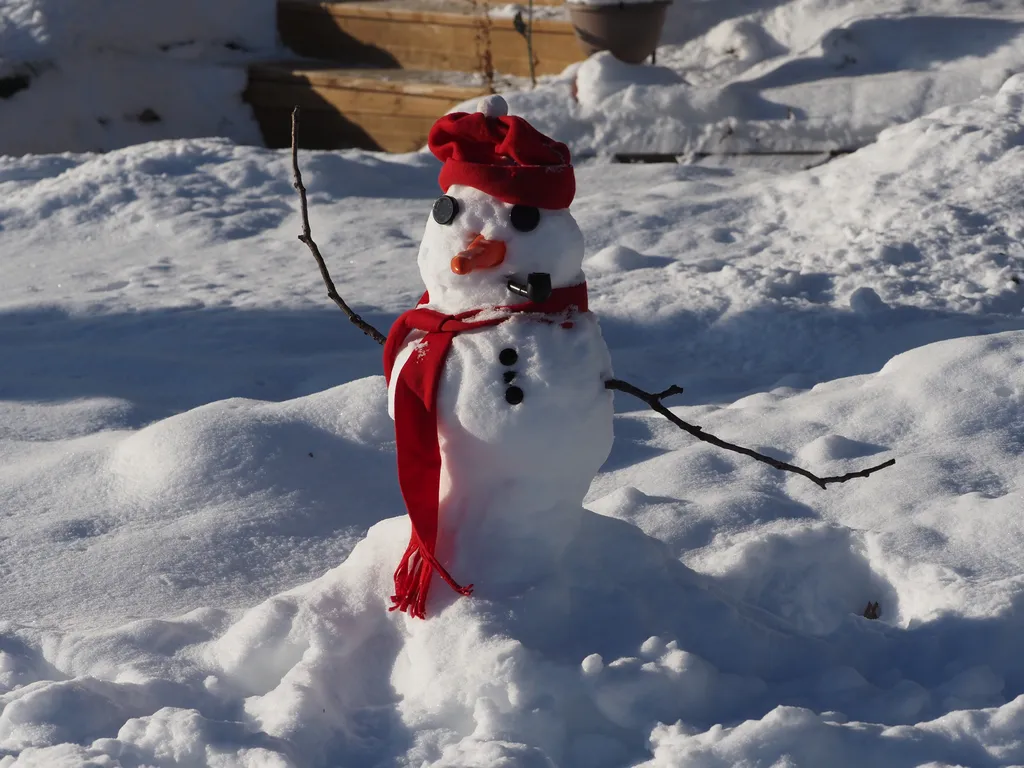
xmin=0 ymin=0 xmax=273 ymax=155
xmin=506 ymin=0 xmax=1024 ymax=155
xmin=3 ymin=37 xmax=1024 ymax=763
xmin=4 ymin=0 xmax=1024 ymax=156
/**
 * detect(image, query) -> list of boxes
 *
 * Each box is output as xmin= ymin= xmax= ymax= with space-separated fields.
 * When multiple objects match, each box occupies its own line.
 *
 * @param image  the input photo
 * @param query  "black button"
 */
xmin=432 ymin=195 xmax=459 ymax=226
xmin=499 ymin=348 xmax=518 ymax=366
xmin=505 ymin=386 xmax=524 ymax=405
xmin=503 ymin=371 xmax=516 ymax=383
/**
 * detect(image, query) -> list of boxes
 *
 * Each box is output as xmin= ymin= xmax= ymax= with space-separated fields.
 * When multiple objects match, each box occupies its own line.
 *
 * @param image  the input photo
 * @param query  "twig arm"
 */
xmin=291 ymin=107 xmax=387 ymax=347
xmin=288 ymin=110 xmax=891 ymax=486
xmin=604 ymin=378 xmax=895 ymax=489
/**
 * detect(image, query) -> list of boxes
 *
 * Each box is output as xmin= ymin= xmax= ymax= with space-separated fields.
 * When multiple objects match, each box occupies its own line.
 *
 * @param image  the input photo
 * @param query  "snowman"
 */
xmin=383 ymin=95 xmax=614 ymax=618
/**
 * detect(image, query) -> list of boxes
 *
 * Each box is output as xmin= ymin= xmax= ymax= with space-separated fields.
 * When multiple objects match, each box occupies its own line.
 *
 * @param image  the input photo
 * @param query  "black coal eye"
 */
xmin=510 ymin=205 xmax=540 ymax=232
xmin=432 ymin=195 xmax=459 ymax=225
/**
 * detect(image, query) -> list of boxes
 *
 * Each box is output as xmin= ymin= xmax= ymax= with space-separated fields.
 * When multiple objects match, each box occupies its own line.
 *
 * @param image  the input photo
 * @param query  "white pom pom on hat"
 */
xmin=476 ymin=94 xmax=509 ymax=118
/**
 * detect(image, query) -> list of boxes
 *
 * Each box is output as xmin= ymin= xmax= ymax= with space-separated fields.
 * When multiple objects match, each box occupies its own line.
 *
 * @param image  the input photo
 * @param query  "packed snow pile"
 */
xmin=0 ymin=0 xmax=274 ymax=155
xmin=498 ymin=0 xmax=1024 ymax=155
xmin=4 ymin=68 xmax=1024 ymax=768
xmin=0 ymin=0 xmax=274 ymax=58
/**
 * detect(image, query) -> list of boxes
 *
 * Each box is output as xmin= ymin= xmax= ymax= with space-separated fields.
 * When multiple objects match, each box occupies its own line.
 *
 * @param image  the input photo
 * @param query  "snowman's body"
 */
xmin=385 ymin=99 xmax=614 ymax=614
xmin=389 ymin=307 xmax=614 ymax=594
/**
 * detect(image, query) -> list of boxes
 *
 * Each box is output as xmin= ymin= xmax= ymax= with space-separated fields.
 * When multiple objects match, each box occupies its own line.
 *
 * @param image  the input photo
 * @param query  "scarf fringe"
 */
xmin=389 ymin=536 xmax=473 ymax=619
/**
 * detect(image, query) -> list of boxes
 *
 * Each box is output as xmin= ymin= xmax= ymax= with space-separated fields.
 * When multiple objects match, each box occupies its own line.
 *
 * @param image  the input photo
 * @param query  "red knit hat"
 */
xmin=428 ymin=96 xmax=575 ymax=210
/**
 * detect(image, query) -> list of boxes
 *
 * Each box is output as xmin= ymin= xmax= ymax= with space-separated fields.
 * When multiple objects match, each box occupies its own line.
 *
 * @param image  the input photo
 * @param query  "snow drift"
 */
xmin=0 ymin=0 xmax=273 ymax=155
xmin=4 ymin=330 xmax=1024 ymax=767
xmin=3 ymin=61 xmax=1024 ymax=768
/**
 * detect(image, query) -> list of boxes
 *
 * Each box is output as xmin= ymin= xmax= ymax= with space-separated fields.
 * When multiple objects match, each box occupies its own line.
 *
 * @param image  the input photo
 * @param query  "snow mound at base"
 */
xmin=5 ymin=331 xmax=1024 ymax=766
xmin=1 ymin=509 xmax=830 ymax=767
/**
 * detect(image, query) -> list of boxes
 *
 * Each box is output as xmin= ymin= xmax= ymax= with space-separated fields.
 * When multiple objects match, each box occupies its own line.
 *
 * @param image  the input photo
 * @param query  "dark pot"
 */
xmin=566 ymin=1 xmax=671 ymax=64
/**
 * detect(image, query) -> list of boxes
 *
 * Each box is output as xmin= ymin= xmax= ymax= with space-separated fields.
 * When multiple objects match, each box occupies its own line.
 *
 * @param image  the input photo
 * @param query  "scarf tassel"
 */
xmin=389 ymin=534 xmax=473 ymax=619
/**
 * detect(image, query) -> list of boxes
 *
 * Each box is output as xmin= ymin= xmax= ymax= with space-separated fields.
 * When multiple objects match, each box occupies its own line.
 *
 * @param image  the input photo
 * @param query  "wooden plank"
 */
xmin=252 ymin=104 xmax=436 ymax=152
xmin=280 ymin=0 xmax=563 ymax=11
xmin=339 ymin=44 xmax=487 ymax=74
xmin=487 ymin=21 xmax=581 ymax=74
xmin=277 ymin=3 xmax=402 ymax=68
xmin=312 ymin=5 xmax=576 ymax=37
xmin=613 ymin=150 xmax=858 ymax=163
xmin=244 ymin=78 xmax=482 ymax=117
xmin=357 ymin=46 xmax=578 ymax=77
xmin=468 ymin=0 xmax=563 ymax=6
xmin=278 ymin=1 xmax=584 ymax=75
xmin=310 ymin=0 xmax=565 ymax=6
xmin=317 ymin=4 xmax=569 ymax=29
xmin=319 ymin=18 xmax=580 ymax=76
xmin=252 ymin=105 xmax=380 ymax=150
xmin=248 ymin=65 xmax=488 ymax=100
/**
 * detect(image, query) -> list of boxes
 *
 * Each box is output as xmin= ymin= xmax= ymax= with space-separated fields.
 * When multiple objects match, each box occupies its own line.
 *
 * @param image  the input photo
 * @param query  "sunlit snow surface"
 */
xmin=5 ymin=0 xmax=1024 ymax=157
xmin=494 ymin=0 xmax=1024 ymax=155
xmin=0 ymin=0 xmax=273 ymax=155
xmin=4 ymin=78 xmax=1024 ymax=767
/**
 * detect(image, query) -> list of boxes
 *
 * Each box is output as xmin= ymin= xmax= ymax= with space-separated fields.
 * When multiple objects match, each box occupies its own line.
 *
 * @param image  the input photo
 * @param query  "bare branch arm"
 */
xmin=288 ymin=109 xmax=892 ymax=488
xmin=291 ymin=107 xmax=387 ymax=347
xmin=604 ymin=378 xmax=895 ymax=489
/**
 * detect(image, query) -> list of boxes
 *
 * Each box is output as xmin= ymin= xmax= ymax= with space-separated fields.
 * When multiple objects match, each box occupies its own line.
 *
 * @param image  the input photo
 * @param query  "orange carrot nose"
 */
xmin=450 ymin=235 xmax=507 ymax=275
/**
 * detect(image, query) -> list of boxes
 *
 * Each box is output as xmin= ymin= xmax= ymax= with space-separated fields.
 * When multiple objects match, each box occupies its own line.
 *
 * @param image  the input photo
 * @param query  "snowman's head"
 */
xmin=418 ymin=96 xmax=584 ymax=313
xmin=416 ymin=185 xmax=584 ymax=313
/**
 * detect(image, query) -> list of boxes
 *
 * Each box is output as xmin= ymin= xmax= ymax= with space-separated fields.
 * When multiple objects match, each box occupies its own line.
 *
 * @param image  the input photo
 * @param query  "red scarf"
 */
xmin=383 ymin=283 xmax=589 ymax=618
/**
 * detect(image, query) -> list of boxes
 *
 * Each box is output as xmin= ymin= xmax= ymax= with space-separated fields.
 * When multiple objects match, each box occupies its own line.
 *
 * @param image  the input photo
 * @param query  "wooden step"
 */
xmin=244 ymin=63 xmax=493 ymax=151
xmin=303 ymin=0 xmax=565 ymax=6
xmin=278 ymin=0 xmax=585 ymax=78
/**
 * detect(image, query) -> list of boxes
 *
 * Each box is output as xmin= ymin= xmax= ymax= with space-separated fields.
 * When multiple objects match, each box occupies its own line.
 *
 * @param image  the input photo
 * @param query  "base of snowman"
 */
xmin=215 ymin=504 xmax=855 ymax=767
